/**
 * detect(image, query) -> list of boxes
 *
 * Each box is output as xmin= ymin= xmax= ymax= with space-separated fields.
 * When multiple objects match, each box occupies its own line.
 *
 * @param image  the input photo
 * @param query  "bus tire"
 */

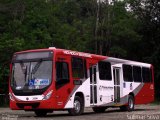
xmin=120 ymin=95 xmax=134 ymax=112
xmin=68 ymin=96 xmax=84 ymax=116
xmin=127 ymin=95 xmax=134 ymax=112
xmin=34 ymin=110 xmax=47 ymax=116
xmin=92 ymin=107 xmax=106 ymax=113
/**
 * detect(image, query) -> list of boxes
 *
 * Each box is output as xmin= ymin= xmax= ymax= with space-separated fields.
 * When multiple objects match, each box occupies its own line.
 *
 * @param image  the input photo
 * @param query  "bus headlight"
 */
xmin=43 ymin=90 xmax=53 ymax=100
xmin=9 ymin=93 xmax=15 ymax=101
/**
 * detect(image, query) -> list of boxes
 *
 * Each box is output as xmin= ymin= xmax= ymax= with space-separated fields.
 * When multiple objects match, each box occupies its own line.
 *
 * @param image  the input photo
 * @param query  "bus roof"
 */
xmin=14 ymin=47 xmax=151 ymax=67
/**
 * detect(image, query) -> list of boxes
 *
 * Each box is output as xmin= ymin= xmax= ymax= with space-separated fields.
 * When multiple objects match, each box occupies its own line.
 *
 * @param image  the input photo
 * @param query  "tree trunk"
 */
xmin=95 ymin=0 xmax=100 ymax=54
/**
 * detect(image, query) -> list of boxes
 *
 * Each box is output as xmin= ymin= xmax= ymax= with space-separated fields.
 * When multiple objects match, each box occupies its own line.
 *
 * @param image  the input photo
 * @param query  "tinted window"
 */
xmin=98 ymin=61 xmax=112 ymax=80
xmin=133 ymin=66 xmax=142 ymax=82
xmin=123 ymin=64 xmax=133 ymax=82
xmin=142 ymin=67 xmax=151 ymax=83
xmin=72 ymin=57 xmax=84 ymax=78
xmin=56 ymin=62 xmax=69 ymax=89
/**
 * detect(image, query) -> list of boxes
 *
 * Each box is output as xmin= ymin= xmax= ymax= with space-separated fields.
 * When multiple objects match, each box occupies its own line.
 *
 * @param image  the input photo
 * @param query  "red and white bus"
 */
xmin=9 ymin=47 xmax=154 ymax=116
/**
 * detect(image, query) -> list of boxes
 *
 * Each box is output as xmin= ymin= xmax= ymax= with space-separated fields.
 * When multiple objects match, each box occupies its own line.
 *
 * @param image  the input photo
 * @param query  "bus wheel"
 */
xmin=68 ymin=96 xmax=84 ymax=116
xmin=127 ymin=95 xmax=134 ymax=111
xmin=120 ymin=95 xmax=134 ymax=112
xmin=92 ymin=107 xmax=106 ymax=113
xmin=34 ymin=110 xmax=47 ymax=117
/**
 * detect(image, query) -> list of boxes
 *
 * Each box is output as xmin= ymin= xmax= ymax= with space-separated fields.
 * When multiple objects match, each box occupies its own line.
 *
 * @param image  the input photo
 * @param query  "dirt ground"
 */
xmin=0 ymin=104 xmax=160 ymax=120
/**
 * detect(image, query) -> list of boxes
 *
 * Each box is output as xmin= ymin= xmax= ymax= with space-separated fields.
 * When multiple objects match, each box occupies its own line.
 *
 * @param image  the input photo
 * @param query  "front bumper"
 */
xmin=10 ymin=99 xmax=55 ymax=110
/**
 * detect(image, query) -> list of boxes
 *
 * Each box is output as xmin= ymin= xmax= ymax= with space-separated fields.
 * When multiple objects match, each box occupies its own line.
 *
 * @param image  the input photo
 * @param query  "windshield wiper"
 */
xmin=31 ymin=59 xmax=42 ymax=75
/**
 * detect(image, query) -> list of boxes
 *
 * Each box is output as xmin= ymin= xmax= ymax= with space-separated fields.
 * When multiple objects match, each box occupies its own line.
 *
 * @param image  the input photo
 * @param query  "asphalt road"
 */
xmin=0 ymin=104 xmax=160 ymax=120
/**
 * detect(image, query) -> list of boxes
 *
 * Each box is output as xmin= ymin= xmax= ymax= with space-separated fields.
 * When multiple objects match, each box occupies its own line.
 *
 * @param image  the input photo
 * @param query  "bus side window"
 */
xmin=56 ymin=62 xmax=69 ymax=89
xmin=142 ymin=67 xmax=151 ymax=83
xmin=133 ymin=66 xmax=142 ymax=82
xmin=84 ymin=59 xmax=87 ymax=78
xmin=123 ymin=64 xmax=133 ymax=82
xmin=72 ymin=57 xmax=84 ymax=79
xmin=98 ymin=61 xmax=112 ymax=80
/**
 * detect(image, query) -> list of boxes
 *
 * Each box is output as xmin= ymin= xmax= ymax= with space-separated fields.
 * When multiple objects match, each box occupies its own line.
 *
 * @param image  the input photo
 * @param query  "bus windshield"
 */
xmin=11 ymin=51 xmax=53 ymax=95
xmin=11 ymin=61 xmax=52 ymax=90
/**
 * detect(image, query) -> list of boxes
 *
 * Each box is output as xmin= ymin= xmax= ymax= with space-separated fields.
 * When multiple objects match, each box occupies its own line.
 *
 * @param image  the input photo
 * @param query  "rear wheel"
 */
xmin=92 ymin=107 xmax=106 ymax=113
xmin=34 ymin=110 xmax=48 ymax=117
xmin=120 ymin=95 xmax=134 ymax=112
xmin=68 ymin=96 xmax=84 ymax=116
xmin=128 ymin=95 xmax=134 ymax=111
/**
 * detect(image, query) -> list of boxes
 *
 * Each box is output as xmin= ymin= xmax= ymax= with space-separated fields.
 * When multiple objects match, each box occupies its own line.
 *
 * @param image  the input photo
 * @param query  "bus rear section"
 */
xmin=119 ymin=63 xmax=154 ymax=111
xmin=9 ymin=48 xmax=154 ymax=116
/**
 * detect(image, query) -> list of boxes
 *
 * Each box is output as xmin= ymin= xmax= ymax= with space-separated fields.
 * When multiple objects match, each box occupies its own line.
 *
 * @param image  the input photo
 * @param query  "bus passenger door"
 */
xmin=113 ymin=67 xmax=121 ymax=103
xmin=89 ymin=65 xmax=98 ymax=105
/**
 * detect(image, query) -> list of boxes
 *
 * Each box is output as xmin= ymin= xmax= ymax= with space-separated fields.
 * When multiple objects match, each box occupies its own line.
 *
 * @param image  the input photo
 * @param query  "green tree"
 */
xmin=94 ymin=0 xmax=141 ymax=58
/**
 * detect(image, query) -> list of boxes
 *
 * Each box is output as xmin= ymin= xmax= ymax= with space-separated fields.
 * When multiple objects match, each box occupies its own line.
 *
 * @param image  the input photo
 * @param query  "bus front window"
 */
xmin=11 ymin=51 xmax=53 ymax=95
xmin=12 ymin=61 xmax=52 ymax=90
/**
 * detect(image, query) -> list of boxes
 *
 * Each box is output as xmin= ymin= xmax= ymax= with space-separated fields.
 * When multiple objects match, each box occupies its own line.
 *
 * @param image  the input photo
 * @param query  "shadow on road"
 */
xmin=18 ymin=108 xmax=155 ymax=118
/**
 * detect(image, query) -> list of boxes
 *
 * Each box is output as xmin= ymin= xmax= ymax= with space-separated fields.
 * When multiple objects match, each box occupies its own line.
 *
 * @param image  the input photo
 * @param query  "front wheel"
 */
xmin=68 ymin=96 xmax=84 ymax=116
xmin=34 ymin=110 xmax=47 ymax=116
